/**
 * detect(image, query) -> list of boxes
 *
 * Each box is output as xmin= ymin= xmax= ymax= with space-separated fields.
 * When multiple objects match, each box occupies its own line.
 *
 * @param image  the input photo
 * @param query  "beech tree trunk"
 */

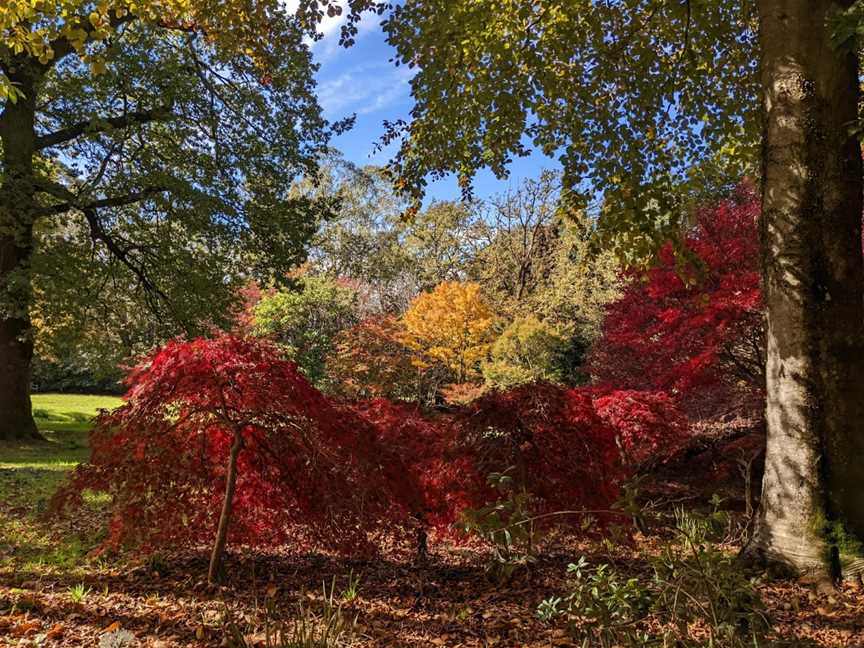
xmin=0 ymin=68 xmax=41 ymax=442
xmin=750 ymin=0 xmax=864 ymax=579
xmin=208 ymin=426 xmax=243 ymax=584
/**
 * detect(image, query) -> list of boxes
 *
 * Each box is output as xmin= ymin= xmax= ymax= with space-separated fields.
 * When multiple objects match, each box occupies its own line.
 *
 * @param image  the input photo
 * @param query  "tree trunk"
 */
xmin=0 ymin=243 xmax=39 ymax=442
xmin=0 ymin=70 xmax=41 ymax=442
xmin=750 ymin=0 xmax=864 ymax=579
xmin=208 ymin=426 xmax=243 ymax=584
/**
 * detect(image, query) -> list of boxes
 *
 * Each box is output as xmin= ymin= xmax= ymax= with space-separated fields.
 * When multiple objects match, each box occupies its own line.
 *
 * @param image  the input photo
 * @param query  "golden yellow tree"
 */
xmin=401 ymin=281 xmax=496 ymax=383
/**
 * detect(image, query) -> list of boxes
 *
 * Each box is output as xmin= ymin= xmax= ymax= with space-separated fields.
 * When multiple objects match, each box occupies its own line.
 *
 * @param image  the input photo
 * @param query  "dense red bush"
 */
xmin=350 ymin=399 xmax=485 ymax=530
xmin=455 ymin=383 xmax=626 ymax=521
xmin=52 ymin=336 xmax=412 ymax=554
xmin=592 ymin=389 xmax=689 ymax=468
xmin=53 ymin=336 xmax=658 ymax=562
xmin=590 ymin=189 xmax=764 ymax=417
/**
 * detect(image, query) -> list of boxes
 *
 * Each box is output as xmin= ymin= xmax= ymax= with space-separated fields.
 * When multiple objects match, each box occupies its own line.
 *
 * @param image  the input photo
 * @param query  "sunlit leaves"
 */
xmin=382 ymin=0 xmax=760 ymax=260
xmin=589 ymin=188 xmax=763 ymax=417
xmin=401 ymin=281 xmax=497 ymax=383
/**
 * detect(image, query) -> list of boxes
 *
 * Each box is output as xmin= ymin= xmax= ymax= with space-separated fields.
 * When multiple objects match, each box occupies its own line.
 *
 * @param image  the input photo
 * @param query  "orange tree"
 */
xmin=401 ymin=281 xmax=497 ymax=384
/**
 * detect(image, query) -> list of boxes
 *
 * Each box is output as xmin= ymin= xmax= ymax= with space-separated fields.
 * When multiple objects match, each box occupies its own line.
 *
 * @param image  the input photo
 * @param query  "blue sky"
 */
xmin=308 ymin=11 xmax=559 ymax=203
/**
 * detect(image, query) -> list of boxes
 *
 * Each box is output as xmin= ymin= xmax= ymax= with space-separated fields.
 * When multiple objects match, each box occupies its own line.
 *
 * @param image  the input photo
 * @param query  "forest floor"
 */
xmin=1 ymin=395 xmax=863 ymax=648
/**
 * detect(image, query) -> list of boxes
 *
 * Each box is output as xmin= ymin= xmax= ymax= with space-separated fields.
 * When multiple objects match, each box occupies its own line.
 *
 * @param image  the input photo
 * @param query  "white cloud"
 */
xmin=283 ymin=0 xmax=379 ymax=60
xmin=317 ymin=62 xmax=412 ymax=119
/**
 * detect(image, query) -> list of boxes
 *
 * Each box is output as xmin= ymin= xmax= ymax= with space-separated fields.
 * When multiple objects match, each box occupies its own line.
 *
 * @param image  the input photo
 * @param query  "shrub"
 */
xmin=456 ymin=383 xmax=625 ymax=526
xmin=539 ymin=505 xmax=770 ymax=647
xmin=326 ymin=316 xmax=428 ymax=402
xmin=592 ymin=389 xmax=690 ymax=468
xmin=350 ymin=399 xmax=483 ymax=531
xmin=252 ymin=276 xmax=358 ymax=387
xmin=52 ymin=336 xmax=412 ymax=580
xmin=483 ymin=315 xmax=569 ymax=388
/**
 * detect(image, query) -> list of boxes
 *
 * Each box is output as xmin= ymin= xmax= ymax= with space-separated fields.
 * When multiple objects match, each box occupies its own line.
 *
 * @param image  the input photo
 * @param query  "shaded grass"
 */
xmin=0 ymin=394 xmax=120 ymax=575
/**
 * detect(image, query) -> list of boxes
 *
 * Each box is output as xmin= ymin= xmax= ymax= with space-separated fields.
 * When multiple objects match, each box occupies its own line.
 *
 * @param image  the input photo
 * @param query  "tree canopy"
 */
xmin=381 ymin=1 xmax=758 ymax=260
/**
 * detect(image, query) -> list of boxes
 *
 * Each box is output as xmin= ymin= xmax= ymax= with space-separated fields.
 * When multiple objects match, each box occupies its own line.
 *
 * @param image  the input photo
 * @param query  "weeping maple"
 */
xmin=592 ymin=390 xmax=689 ymax=470
xmin=52 ymin=336 xmax=412 ymax=582
xmin=455 ymin=383 xmax=625 ymax=523
xmin=350 ymin=399 xmax=484 ymax=532
xmin=53 ymin=336 xmax=641 ymax=576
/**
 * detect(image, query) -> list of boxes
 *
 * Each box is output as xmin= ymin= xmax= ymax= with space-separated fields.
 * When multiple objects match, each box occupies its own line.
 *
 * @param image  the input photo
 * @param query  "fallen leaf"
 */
xmin=12 ymin=620 xmax=40 ymax=637
xmin=102 ymin=621 xmax=121 ymax=634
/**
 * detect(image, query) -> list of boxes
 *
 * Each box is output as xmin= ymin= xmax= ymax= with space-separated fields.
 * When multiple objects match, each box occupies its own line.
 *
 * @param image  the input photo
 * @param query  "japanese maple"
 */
xmin=589 ymin=189 xmax=764 ymax=417
xmin=52 ymin=336 xmax=411 ymax=581
xmin=350 ymin=399 xmax=484 ymax=532
xmin=592 ymin=389 xmax=689 ymax=469
xmin=455 ymin=383 xmax=625 ymax=523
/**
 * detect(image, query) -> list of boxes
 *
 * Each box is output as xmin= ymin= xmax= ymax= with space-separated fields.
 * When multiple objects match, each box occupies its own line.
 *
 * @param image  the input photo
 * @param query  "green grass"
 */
xmin=0 ymin=393 xmax=122 ymax=470
xmin=0 ymin=393 xmax=121 ymax=575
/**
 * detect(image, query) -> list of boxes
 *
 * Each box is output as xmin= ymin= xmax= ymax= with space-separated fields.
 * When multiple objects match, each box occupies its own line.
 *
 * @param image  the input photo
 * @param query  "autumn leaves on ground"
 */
xmin=5 ymin=1 xmax=864 ymax=648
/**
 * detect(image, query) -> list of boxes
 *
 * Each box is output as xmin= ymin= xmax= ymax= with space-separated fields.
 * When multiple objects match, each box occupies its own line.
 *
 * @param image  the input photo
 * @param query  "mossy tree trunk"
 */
xmin=750 ymin=0 xmax=864 ymax=579
xmin=0 ymin=64 xmax=41 ymax=442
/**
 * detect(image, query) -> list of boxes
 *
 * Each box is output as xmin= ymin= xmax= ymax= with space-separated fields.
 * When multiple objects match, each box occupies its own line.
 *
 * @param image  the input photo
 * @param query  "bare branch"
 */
xmin=34 ymin=179 xmax=166 ymax=217
xmin=81 ymin=206 xmax=167 ymax=306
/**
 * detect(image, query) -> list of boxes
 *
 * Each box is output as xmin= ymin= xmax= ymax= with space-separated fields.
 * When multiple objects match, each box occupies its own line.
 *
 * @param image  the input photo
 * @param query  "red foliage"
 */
xmin=350 ymin=399 xmax=485 ymax=530
xmin=455 ymin=384 xmax=626 ymax=521
xmin=53 ymin=337 xmax=642 ymax=557
xmin=52 ymin=336 xmax=412 ymax=554
xmin=592 ymin=390 xmax=689 ymax=468
xmin=590 ymin=189 xmax=764 ymax=416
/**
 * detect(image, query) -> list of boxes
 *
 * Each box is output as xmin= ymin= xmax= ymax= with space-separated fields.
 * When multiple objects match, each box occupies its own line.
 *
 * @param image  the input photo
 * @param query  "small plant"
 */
xmin=537 ymin=556 xmax=653 ymax=647
xmin=68 ymin=583 xmax=91 ymax=604
xmin=146 ymin=552 xmax=167 ymax=575
xmin=340 ymin=570 xmax=362 ymax=602
xmin=98 ymin=629 xmax=138 ymax=648
xmin=222 ymin=578 xmax=356 ymax=648
xmin=539 ymin=504 xmax=770 ymax=647
xmin=461 ymin=469 xmax=541 ymax=582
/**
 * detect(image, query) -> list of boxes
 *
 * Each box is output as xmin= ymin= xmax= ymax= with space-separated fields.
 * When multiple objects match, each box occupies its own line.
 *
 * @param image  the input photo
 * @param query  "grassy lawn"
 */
xmin=0 ymin=393 xmax=121 ymax=576
xmin=1 ymin=393 xmax=121 ymax=471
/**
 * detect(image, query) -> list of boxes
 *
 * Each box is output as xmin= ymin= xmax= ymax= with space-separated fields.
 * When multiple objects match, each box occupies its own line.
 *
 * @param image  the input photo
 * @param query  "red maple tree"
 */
xmin=456 ymin=383 xmax=626 ymax=522
xmin=592 ymin=389 xmax=689 ymax=469
xmin=590 ymin=189 xmax=764 ymax=418
xmin=52 ymin=336 xmax=413 ymax=581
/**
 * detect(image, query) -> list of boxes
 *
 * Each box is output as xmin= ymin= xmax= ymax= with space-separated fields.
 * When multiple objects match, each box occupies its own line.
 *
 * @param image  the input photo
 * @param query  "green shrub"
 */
xmin=483 ymin=316 xmax=569 ymax=388
xmin=539 ymin=505 xmax=770 ymax=647
xmin=460 ymin=469 xmax=542 ymax=582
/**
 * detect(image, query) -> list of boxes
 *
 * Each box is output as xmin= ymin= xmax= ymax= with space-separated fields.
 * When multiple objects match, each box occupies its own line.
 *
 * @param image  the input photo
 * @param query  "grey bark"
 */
xmin=750 ymin=0 xmax=864 ymax=578
xmin=208 ymin=425 xmax=243 ymax=584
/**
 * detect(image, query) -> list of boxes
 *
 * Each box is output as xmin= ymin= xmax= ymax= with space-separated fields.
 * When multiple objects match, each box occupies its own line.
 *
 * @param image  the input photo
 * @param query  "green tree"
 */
xmin=252 ymin=276 xmax=358 ymax=387
xmin=0 ymin=1 xmax=342 ymax=439
xmin=483 ymin=315 xmax=568 ymax=388
xmin=381 ymin=0 xmax=864 ymax=578
xmin=470 ymin=173 xmax=621 ymax=348
xmin=401 ymin=200 xmax=481 ymax=292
